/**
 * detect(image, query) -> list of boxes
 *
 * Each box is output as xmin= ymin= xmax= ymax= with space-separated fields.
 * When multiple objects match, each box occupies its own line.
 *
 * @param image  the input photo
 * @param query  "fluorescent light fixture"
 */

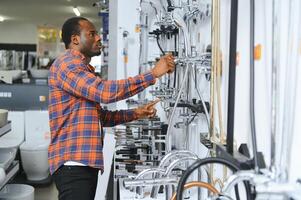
xmin=0 ymin=16 xmax=4 ymax=22
xmin=39 ymin=34 xmax=47 ymax=39
xmin=73 ymin=7 xmax=81 ymax=16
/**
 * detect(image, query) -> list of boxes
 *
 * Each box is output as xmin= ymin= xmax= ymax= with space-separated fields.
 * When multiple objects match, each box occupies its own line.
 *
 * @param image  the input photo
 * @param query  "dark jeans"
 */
xmin=52 ymin=166 xmax=99 ymax=200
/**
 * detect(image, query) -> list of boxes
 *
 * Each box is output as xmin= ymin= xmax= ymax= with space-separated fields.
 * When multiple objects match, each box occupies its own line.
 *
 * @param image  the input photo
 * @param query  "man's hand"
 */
xmin=151 ymin=54 xmax=175 ymax=78
xmin=134 ymin=99 xmax=160 ymax=119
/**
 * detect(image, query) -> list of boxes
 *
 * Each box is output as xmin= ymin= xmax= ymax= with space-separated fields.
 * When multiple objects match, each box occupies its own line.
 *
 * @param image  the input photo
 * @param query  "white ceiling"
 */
xmin=0 ymin=0 xmax=103 ymax=29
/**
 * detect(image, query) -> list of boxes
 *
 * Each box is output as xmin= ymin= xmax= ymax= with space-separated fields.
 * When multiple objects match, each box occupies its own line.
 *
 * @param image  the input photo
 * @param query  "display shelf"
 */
xmin=0 ymin=121 xmax=11 ymax=137
xmin=0 ymin=161 xmax=19 ymax=191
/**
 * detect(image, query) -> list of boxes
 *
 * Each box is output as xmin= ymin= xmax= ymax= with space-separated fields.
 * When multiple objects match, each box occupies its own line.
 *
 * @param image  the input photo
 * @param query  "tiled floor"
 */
xmin=35 ymin=183 xmax=58 ymax=200
xmin=10 ymin=170 xmax=58 ymax=200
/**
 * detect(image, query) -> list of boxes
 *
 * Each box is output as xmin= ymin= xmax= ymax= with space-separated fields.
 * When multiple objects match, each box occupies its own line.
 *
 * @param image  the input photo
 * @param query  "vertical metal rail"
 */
xmin=210 ymin=0 xmax=217 ymax=141
xmin=279 ymin=0 xmax=299 ymax=182
xmin=226 ymin=0 xmax=239 ymax=154
xmin=270 ymin=0 xmax=280 ymax=175
xmin=138 ymin=3 xmax=149 ymax=101
xmin=249 ymin=0 xmax=259 ymax=173
xmin=215 ymin=0 xmax=226 ymax=143
xmin=166 ymin=11 xmax=191 ymax=151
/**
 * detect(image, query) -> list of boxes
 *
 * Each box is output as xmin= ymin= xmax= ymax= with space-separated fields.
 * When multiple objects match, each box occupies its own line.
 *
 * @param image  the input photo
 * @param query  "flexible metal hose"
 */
xmin=166 ymin=62 xmax=190 ymax=151
xmin=165 ymin=9 xmax=192 ymax=151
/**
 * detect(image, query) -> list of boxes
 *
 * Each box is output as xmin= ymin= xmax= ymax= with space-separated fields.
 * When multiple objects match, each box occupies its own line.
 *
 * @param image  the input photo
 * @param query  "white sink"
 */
xmin=0 ymin=70 xmax=23 ymax=80
xmin=0 ymin=148 xmax=17 ymax=170
xmin=30 ymin=68 xmax=49 ymax=79
xmin=0 ymin=112 xmax=24 ymax=171
xmin=0 ymin=111 xmax=24 ymax=149
xmin=0 ymin=70 xmax=23 ymax=84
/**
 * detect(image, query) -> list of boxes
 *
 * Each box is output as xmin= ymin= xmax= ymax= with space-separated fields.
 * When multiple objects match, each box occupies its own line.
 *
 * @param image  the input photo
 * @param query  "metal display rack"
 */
xmin=0 ymin=121 xmax=19 ymax=191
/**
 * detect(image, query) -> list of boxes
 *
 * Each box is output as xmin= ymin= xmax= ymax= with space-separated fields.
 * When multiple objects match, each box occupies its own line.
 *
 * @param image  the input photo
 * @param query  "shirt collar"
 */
xmin=66 ymin=49 xmax=95 ymax=72
xmin=87 ymin=64 xmax=95 ymax=72
xmin=67 ymin=49 xmax=86 ymax=61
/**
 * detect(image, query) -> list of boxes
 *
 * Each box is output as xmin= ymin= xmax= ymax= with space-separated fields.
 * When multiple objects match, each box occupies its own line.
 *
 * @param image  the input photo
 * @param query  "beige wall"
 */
xmin=0 ymin=22 xmax=37 ymax=44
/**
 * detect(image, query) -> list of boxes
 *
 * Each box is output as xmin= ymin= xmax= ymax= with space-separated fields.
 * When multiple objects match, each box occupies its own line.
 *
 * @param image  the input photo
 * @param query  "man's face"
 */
xmin=78 ymin=20 xmax=102 ymax=57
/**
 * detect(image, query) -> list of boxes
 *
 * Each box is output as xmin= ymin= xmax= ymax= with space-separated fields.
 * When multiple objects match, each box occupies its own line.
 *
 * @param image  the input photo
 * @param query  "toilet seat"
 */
xmin=20 ymin=141 xmax=49 ymax=151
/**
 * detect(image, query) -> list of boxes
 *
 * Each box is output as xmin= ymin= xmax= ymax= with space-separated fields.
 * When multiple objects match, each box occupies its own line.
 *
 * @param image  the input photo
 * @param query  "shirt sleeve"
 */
xmin=57 ymin=61 xmax=156 ymax=104
xmin=99 ymin=107 xmax=138 ymax=127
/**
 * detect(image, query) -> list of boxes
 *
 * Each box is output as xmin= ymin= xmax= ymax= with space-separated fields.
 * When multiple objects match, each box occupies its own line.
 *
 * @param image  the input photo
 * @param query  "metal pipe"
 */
xmin=175 ymin=158 xmax=252 ymax=200
xmin=270 ymin=0 xmax=280 ymax=177
xmin=158 ymin=0 xmax=167 ymax=12
xmin=151 ymin=153 xmax=199 ymax=198
xmin=214 ymin=0 xmax=226 ymax=143
xmin=226 ymin=0 xmax=239 ymax=154
xmin=116 ymin=163 xmax=153 ymax=171
xmin=165 ymin=9 xmax=195 ymax=151
xmin=256 ymin=182 xmax=301 ymax=196
xmin=164 ymin=156 xmax=199 ymax=177
xmin=222 ymin=171 xmax=256 ymax=195
xmin=122 ymin=30 xmax=129 ymax=78
xmin=135 ymin=168 xmax=166 ymax=180
xmin=279 ymin=0 xmax=299 ymax=182
xmin=172 ymin=10 xmax=191 ymax=57
xmin=193 ymin=63 xmax=210 ymax=131
xmin=210 ymin=0 xmax=217 ymax=141
xmin=161 ymin=156 xmax=199 ymax=200
xmin=170 ymin=181 xmax=220 ymax=200
xmin=123 ymin=177 xmax=178 ymax=188
xmin=149 ymin=2 xmax=161 ymax=22
xmin=166 ymin=62 xmax=190 ymax=151
xmin=249 ymin=0 xmax=259 ymax=173
xmin=138 ymin=1 xmax=149 ymax=100
xmin=159 ymin=150 xmax=198 ymax=168
xmin=130 ymin=168 xmax=166 ymax=196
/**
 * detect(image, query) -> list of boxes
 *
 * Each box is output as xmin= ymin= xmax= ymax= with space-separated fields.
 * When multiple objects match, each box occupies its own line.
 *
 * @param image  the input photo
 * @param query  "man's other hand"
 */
xmin=151 ymin=54 xmax=175 ymax=78
xmin=134 ymin=99 xmax=160 ymax=119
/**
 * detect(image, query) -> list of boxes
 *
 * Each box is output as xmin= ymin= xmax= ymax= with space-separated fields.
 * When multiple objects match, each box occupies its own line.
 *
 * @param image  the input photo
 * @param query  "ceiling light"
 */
xmin=0 ymin=16 xmax=4 ymax=22
xmin=73 ymin=7 xmax=81 ymax=16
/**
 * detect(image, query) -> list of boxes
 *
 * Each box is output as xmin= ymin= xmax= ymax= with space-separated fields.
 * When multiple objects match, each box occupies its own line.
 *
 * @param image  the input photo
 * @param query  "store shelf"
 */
xmin=0 ymin=161 xmax=19 ymax=191
xmin=0 ymin=121 xmax=11 ymax=137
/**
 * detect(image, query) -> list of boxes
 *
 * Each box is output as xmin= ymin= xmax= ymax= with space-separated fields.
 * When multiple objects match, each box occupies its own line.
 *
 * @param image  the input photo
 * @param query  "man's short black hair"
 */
xmin=61 ymin=17 xmax=88 ymax=49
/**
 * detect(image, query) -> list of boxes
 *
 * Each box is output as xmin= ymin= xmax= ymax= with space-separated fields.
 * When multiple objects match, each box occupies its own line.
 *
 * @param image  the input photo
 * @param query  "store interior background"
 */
xmin=0 ymin=0 xmax=301 ymax=199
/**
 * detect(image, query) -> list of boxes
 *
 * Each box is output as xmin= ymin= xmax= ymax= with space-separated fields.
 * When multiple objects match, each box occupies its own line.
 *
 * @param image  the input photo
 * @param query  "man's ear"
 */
xmin=71 ymin=34 xmax=80 ymax=45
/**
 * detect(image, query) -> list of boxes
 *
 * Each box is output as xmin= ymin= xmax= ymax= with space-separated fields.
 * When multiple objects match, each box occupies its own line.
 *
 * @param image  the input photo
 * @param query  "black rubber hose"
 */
xmin=226 ymin=0 xmax=239 ymax=154
xmin=234 ymin=184 xmax=241 ymax=200
xmin=167 ymin=0 xmax=173 ymax=12
xmin=167 ymin=0 xmax=172 ymax=7
xmin=156 ymin=35 xmax=166 ymax=55
xmin=175 ymin=157 xmax=252 ymax=200
xmin=250 ymin=0 xmax=259 ymax=172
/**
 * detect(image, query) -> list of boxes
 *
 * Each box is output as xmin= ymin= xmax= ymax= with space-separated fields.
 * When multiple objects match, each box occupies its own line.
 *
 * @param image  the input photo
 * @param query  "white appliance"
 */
xmin=20 ymin=111 xmax=50 ymax=181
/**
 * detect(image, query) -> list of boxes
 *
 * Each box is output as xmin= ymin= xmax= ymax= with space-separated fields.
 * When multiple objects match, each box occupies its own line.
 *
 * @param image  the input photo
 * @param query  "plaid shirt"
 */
xmin=48 ymin=49 xmax=156 ymax=174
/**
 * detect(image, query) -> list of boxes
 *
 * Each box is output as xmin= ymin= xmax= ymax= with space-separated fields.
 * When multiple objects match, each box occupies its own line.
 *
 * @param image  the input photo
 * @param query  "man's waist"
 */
xmin=64 ymin=161 xmax=87 ymax=166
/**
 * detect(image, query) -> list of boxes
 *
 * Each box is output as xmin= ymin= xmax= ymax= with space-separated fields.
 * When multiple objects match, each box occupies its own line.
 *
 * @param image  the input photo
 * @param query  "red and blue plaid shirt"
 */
xmin=48 ymin=49 xmax=156 ymax=174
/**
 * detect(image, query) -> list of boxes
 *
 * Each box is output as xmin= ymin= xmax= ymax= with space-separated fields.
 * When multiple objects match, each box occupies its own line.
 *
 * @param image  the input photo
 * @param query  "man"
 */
xmin=48 ymin=17 xmax=175 ymax=200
